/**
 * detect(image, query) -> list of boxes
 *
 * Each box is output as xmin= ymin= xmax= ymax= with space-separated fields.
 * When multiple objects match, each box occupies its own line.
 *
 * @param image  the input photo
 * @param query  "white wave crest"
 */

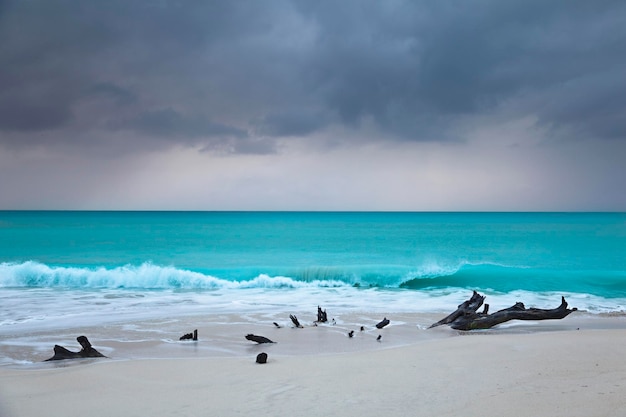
xmin=0 ymin=261 xmax=351 ymax=290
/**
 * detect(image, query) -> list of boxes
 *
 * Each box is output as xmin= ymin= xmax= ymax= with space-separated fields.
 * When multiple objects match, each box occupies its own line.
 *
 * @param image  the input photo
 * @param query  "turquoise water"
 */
xmin=1 ymin=211 xmax=625 ymax=365
xmin=1 ymin=211 xmax=625 ymax=296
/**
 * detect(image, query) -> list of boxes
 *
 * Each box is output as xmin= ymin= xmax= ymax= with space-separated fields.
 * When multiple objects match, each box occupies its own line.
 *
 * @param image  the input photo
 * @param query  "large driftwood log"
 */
xmin=430 ymin=291 xmax=578 ymax=330
xmin=45 ymin=336 xmax=106 ymax=361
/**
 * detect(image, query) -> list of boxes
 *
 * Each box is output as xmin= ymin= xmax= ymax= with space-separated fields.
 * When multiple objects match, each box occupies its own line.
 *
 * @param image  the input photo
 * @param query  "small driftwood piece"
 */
xmin=245 ymin=334 xmax=275 ymax=344
xmin=289 ymin=314 xmax=303 ymax=328
xmin=45 ymin=336 xmax=106 ymax=361
xmin=375 ymin=317 xmax=390 ymax=329
xmin=317 ymin=306 xmax=328 ymax=323
xmin=429 ymin=291 xmax=578 ymax=331
xmin=179 ymin=329 xmax=198 ymax=341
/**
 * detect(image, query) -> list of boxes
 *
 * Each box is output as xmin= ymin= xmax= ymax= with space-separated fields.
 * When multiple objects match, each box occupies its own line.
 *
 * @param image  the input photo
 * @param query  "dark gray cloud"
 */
xmin=0 ymin=0 xmax=624 ymax=154
xmin=255 ymin=110 xmax=334 ymax=137
xmin=122 ymin=108 xmax=246 ymax=140
xmin=0 ymin=100 xmax=72 ymax=131
xmin=297 ymin=0 xmax=626 ymax=140
xmin=86 ymin=83 xmax=138 ymax=106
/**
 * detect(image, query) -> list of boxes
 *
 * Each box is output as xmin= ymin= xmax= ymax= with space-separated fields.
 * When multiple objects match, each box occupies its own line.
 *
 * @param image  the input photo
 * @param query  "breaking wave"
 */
xmin=1 ymin=260 xmax=625 ymax=298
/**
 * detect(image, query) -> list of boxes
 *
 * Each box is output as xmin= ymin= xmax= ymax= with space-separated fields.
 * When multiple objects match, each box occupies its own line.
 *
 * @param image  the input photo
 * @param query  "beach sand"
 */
xmin=2 ymin=314 xmax=626 ymax=417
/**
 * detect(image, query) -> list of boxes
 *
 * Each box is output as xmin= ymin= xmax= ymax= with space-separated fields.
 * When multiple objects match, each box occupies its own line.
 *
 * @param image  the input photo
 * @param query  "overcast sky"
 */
xmin=1 ymin=0 xmax=625 ymax=210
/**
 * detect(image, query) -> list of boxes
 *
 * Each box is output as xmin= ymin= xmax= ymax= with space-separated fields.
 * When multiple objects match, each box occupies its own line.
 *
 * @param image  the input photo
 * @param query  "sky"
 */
xmin=1 ymin=0 xmax=625 ymax=211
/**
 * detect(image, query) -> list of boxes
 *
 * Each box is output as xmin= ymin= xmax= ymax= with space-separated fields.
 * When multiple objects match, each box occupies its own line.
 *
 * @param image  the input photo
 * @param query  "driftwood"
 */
xmin=289 ymin=314 xmax=303 ymax=328
xmin=430 ymin=291 xmax=578 ymax=330
xmin=375 ymin=318 xmax=390 ymax=329
xmin=317 ymin=306 xmax=328 ymax=323
xmin=430 ymin=291 xmax=486 ymax=328
xmin=179 ymin=329 xmax=198 ymax=341
xmin=45 ymin=336 xmax=106 ymax=361
xmin=245 ymin=334 xmax=275 ymax=344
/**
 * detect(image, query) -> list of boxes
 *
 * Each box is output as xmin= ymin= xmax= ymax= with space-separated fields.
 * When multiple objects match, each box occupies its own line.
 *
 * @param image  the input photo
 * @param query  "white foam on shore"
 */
xmin=1 ymin=286 xmax=625 ymax=333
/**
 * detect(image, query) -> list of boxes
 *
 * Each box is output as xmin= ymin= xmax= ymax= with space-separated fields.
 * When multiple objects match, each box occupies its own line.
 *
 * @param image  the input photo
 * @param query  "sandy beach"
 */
xmin=2 ymin=313 xmax=626 ymax=417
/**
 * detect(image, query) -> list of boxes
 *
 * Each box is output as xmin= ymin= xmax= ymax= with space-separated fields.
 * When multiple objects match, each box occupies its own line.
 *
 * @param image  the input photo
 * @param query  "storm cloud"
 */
xmin=1 ymin=0 xmax=625 ymax=209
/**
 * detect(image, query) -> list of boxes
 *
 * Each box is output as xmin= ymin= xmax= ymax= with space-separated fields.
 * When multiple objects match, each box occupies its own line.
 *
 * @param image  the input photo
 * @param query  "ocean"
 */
xmin=1 ymin=211 xmax=625 ymax=364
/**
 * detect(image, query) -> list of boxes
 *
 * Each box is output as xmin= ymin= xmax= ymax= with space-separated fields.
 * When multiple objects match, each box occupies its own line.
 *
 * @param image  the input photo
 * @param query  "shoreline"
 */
xmin=3 ymin=310 xmax=626 ymax=365
xmin=2 ymin=325 xmax=626 ymax=416
xmin=4 ymin=310 xmax=625 ymax=366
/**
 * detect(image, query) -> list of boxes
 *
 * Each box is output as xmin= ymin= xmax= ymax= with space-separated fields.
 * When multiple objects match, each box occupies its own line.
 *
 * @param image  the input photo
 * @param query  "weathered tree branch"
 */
xmin=430 ymin=291 xmax=578 ymax=330
xmin=245 ymin=334 xmax=275 ymax=344
xmin=179 ymin=329 xmax=198 ymax=341
xmin=45 ymin=336 xmax=107 ymax=361
xmin=317 ymin=306 xmax=328 ymax=323
xmin=375 ymin=317 xmax=390 ymax=329
xmin=290 ymin=314 xmax=303 ymax=328
xmin=430 ymin=291 xmax=486 ymax=328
